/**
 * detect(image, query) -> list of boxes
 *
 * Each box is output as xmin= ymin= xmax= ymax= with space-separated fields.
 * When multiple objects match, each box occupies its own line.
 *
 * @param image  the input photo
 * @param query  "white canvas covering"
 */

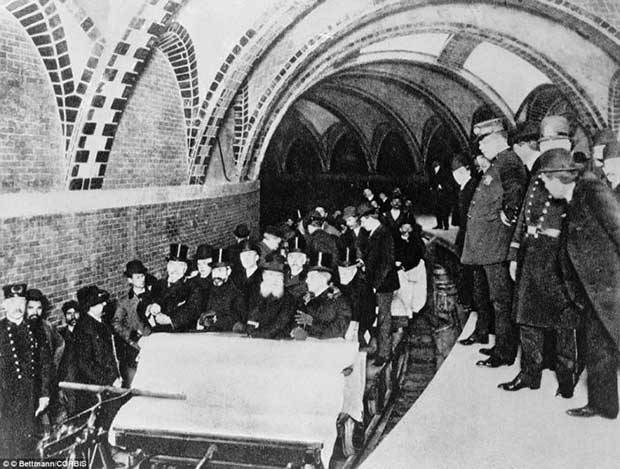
xmin=109 ymin=333 xmax=363 ymax=466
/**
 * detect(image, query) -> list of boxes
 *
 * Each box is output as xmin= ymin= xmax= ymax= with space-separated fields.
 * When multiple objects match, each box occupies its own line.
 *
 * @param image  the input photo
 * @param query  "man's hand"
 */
xmin=290 ymin=326 xmax=308 ymax=341
xmin=500 ymin=211 xmax=512 ymax=227
xmin=295 ymin=310 xmax=313 ymax=326
xmin=35 ymin=397 xmax=49 ymax=417
xmin=509 ymin=261 xmax=517 ymax=281
xmin=112 ymin=377 xmax=122 ymax=388
xmin=147 ymin=303 xmax=161 ymax=316
xmin=155 ymin=313 xmax=172 ymax=325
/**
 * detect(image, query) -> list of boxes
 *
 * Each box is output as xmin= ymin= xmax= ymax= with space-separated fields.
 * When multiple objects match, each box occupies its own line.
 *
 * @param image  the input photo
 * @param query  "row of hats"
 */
xmin=2 ymin=283 xmax=106 ymax=312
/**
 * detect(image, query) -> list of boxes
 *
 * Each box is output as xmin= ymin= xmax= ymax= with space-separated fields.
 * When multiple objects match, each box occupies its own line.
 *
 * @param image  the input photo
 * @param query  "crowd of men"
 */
xmin=454 ymin=116 xmax=619 ymax=422
xmin=0 ymin=192 xmax=426 ymax=458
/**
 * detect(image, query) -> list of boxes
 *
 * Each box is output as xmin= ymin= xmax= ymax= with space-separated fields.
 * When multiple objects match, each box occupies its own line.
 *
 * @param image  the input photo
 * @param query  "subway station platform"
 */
xmin=360 ymin=314 xmax=620 ymax=469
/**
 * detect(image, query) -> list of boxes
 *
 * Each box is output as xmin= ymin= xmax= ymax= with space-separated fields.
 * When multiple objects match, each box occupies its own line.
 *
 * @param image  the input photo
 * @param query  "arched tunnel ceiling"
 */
xmin=293 ymin=99 xmax=339 ymax=135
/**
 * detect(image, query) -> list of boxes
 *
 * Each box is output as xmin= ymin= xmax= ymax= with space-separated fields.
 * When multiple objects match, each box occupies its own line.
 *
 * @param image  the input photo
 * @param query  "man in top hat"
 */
xmin=429 ymin=160 xmax=455 ymax=230
xmin=358 ymin=201 xmax=400 ymax=366
xmin=461 ymin=117 xmax=528 ymax=367
xmin=603 ymin=140 xmax=620 ymax=200
xmin=113 ymin=260 xmax=154 ymax=388
xmin=25 ymin=289 xmax=65 ymax=427
xmin=337 ymin=247 xmax=375 ymax=346
xmin=285 ymin=235 xmax=309 ymax=300
xmin=74 ymin=285 xmax=121 ymax=414
xmin=498 ymin=147 xmax=581 ymax=396
xmin=381 ymin=194 xmax=411 ymax=238
xmin=338 ymin=205 xmax=369 ymax=263
xmin=197 ymin=248 xmax=247 ymax=332
xmin=227 ymin=224 xmax=251 ymax=277
xmin=538 ymin=148 xmax=620 ymax=419
xmin=187 ymin=243 xmax=214 ymax=317
xmin=258 ymin=226 xmax=284 ymax=264
xmin=292 ymin=252 xmax=351 ymax=340
xmin=510 ymin=120 xmax=540 ymax=175
xmin=147 ymin=244 xmax=201 ymax=332
xmin=247 ymin=259 xmax=297 ymax=339
xmin=0 ymin=284 xmax=51 ymax=457
xmin=232 ymin=240 xmax=263 ymax=314
xmin=303 ymin=209 xmax=340 ymax=275
xmin=58 ymin=300 xmax=80 ymax=416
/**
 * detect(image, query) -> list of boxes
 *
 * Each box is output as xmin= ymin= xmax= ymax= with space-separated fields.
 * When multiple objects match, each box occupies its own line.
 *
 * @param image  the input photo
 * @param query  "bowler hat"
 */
xmin=195 ymin=243 xmax=214 ymax=261
xmin=124 ymin=259 xmax=148 ymax=277
xmin=25 ymin=289 xmax=50 ymax=312
xmin=357 ymin=201 xmax=377 ymax=217
xmin=62 ymin=300 xmax=80 ymax=314
xmin=593 ymin=128 xmax=617 ymax=147
xmin=288 ymin=236 xmax=306 ymax=253
xmin=473 ymin=118 xmax=505 ymax=137
xmin=537 ymin=148 xmax=582 ymax=173
xmin=509 ymin=120 xmax=539 ymax=145
xmin=211 ymin=248 xmax=231 ymax=268
xmin=308 ymin=251 xmax=334 ymax=273
xmin=77 ymin=285 xmax=110 ymax=312
xmin=539 ymin=116 xmax=570 ymax=142
xmin=167 ymin=243 xmax=190 ymax=263
xmin=233 ymin=223 xmax=251 ymax=238
xmin=2 ymin=283 xmax=27 ymax=298
xmin=604 ymin=140 xmax=620 ymax=161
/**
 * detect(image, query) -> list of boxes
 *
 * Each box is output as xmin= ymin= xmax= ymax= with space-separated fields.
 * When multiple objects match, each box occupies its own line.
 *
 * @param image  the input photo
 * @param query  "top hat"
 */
xmin=473 ymin=118 xmax=505 ymax=137
xmin=308 ymin=251 xmax=334 ymax=273
xmin=233 ymin=223 xmax=251 ymax=238
xmin=450 ymin=153 xmax=470 ymax=171
xmin=593 ymin=128 xmax=617 ymax=147
xmin=167 ymin=243 xmax=190 ymax=263
xmin=195 ymin=243 xmax=214 ymax=261
xmin=124 ymin=259 xmax=148 ymax=277
xmin=288 ymin=236 xmax=307 ymax=253
xmin=537 ymin=148 xmax=582 ymax=173
xmin=25 ymin=289 xmax=50 ymax=312
xmin=539 ymin=116 xmax=570 ymax=142
xmin=509 ymin=120 xmax=539 ymax=145
xmin=603 ymin=140 xmax=620 ymax=161
xmin=62 ymin=300 xmax=80 ymax=314
xmin=2 ymin=283 xmax=27 ymax=298
xmin=77 ymin=285 xmax=110 ymax=311
xmin=338 ymin=247 xmax=356 ymax=267
xmin=211 ymin=248 xmax=231 ymax=268
xmin=239 ymin=240 xmax=260 ymax=254
xmin=357 ymin=201 xmax=377 ymax=217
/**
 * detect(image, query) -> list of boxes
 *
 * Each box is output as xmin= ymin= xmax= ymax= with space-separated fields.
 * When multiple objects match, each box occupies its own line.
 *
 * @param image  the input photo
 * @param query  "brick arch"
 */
xmin=156 ymin=21 xmax=200 ymax=154
xmin=240 ymin=16 xmax=607 ymax=180
xmin=421 ymin=115 xmax=444 ymax=164
xmin=515 ymin=84 xmax=584 ymax=134
xmin=64 ymin=0 xmax=187 ymax=190
xmin=321 ymin=121 xmax=348 ymax=171
xmin=610 ymin=70 xmax=620 ymax=133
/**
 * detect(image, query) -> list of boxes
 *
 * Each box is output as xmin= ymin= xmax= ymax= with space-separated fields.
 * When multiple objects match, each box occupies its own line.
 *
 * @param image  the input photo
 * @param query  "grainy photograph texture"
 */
xmin=0 ymin=1 xmax=619 ymax=468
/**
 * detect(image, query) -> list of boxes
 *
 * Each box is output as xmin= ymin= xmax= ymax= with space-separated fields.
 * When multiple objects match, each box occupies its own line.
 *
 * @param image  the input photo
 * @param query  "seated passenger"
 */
xmin=337 ymin=248 xmax=376 ymax=345
xmin=291 ymin=252 xmax=351 ymax=340
xmin=187 ymin=244 xmax=214 ymax=317
xmin=258 ymin=226 xmax=284 ymax=264
xmin=197 ymin=249 xmax=246 ymax=333
xmin=232 ymin=241 xmax=262 ymax=314
xmin=284 ymin=236 xmax=309 ymax=300
xmin=247 ymin=259 xmax=297 ymax=339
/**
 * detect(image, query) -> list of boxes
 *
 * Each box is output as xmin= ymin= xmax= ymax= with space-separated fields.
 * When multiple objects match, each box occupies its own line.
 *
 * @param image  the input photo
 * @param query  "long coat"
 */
xmin=454 ymin=176 xmax=478 ymax=255
xmin=113 ymin=289 xmax=153 ymax=364
xmin=561 ymin=178 xmax=620 ymax=348
xmin=363 ymin=224 xmax=400 ymax=293
xmin=0 ymin=319 xmax=50 ymax=457
xmin=74 ymin=314 xmax=120 ymax=387
xmin=204 ymin=281 xmax=246 ymax=332
xmin=461 ymin=148 xmax=528 ymax=265
xmin=304 ymin=288 xmax=351 ymax=339
xmin=151 ymin=278 xmax=201 ymax=332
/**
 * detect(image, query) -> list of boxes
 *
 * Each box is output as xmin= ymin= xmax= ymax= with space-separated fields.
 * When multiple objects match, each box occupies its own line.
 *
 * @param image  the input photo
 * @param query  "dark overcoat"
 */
xmin=151 ymin=278 xmax=201 ymax=332
xmin=454 ymin=176 xmax=478 ymax=255
xmin=248 ymin=293 xmax=297 ymax=339
xmin=461 ymin=148 xmax=527 ymax=265
xmin=204 ymin=281 xmax=246 ymax=332
xmin=364 ymin=224 xmax=400 ymax=293
xmin=304 ymin=288 xmax=351 ymax=339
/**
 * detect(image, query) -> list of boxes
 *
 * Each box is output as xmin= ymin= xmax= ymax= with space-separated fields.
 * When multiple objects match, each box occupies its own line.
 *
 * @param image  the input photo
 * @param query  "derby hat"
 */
xmin=124 ymin=259 xmax=148 ymax=277
xmin=473 ymin=118 xmax=505 ymax=137
xmin=61 ymin=300 xmax=80 ymax=314
xmin=77 ymin=285 xmax=110 ymax=311
xmin=357 ymin=201 xmax=377 ymax=217
xmin=450 ymin=153 xmax=470 ymax=171
xmin=167 ymin=243 xmax=190 ymax=263
xmin=537 ymin=148 xmax=581 ymax=173
xmin=308 ymin=251 xmax=334 ymax=273
xmin=509 ymin=120 xmax=539 ymax=145
xmin=233 ymin=223 xmax=251 ymax=238
xmin=2 ymin=283 xmax=27 ymax=298
xmin=25 ymin=288 xmax=50 ymax=312
xmin=195 ymin=243 xmax=214 ymax=261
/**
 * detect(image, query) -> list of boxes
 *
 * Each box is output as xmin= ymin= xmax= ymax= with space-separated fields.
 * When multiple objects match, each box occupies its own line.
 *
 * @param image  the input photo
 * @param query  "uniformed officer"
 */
xmin=499 ymin=145 xmax=580 ymax=396
xmin=461 ymin=118 xmax=528 ymax=368
xmin=0 ymin=284 xmax=51 ymax=457
xmin=602 ymin=140 xmax=620 ymax=200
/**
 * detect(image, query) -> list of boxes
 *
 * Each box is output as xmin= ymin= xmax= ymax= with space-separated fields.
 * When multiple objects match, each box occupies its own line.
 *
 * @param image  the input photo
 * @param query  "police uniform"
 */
xmin=509 ymin=171 xmax=579 ymax=391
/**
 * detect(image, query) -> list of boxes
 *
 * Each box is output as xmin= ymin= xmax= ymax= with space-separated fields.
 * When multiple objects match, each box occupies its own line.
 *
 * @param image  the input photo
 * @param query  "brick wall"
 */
xmin=0 ymin=184 xmax=260 ymax=324
xmin=105 ymin=48 xmax=188 ymax=189
xmin=0 ymin=12 xmax=64 ymax=192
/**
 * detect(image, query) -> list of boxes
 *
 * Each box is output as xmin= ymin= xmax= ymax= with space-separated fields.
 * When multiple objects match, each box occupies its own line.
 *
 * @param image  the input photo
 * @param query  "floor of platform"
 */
xmin=360 ymin=313 xmax=620 ymax=469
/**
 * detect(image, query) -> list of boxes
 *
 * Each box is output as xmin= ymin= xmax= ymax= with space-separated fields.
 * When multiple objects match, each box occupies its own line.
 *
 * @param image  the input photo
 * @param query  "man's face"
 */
xmin=540 ymin=173 xmax=567 ymax=199
xmin=363 ymin=188 xmax=372 ymax=199
xmin=167 ymin=260 xmax=188 ymax=283
xmin=379 ymin=192 xmax=387 ymax=201
xmin=593 ymin=145 xmax=605 ymax=162
xmin=129 ymin=273 xmax=146 ymax=290
xmin=263 ymin=233 xmax=281 ymax=250
xmin=452 ymin=166 xmax=470 ymax=187
xmin=400 ymin=223 xmax=413 ymax=240
xmin=603 ymin=159 xmax=620 ymax=190
xmin=90 ymin=302 xmax=105 ymax=318
xmin=478 ymin=135 xmax=495 ymax=160
xmin=26 ymin=300 xmax=42 ymax=320
xmin=260 ymin=270 xmax=284 ymax=298
xmin=391 ymin=198 xmax=402 ymax=209
xmin=197 ymin=259 xmax=212 ymax=278
xmin=64 ymin=308 xmax=79 ymax=327
xmin=287 ymin=252 xmax=307 ymax=270
xmin=212 ymin=266 xmax=231 ymax=286
xmin=240 ymin=250 xmax=259 ymax=270
xmin=4 ymin=297 xmax=26 ymax=323
xmin=306 ymin=270 xmax=330 ymax=295
xmin=360 ymin=215 xmax=373 ymax=231
xmin=476 ymin=155 xmax=491 ymax=173
xmin=338 ymin=265 xmax=357 ymax=285
xmin=345 ymin=216 xmax=359 ymax=230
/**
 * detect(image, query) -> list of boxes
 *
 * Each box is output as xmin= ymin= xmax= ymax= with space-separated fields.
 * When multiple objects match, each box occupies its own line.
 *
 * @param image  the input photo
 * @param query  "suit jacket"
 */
xmin=284 ymin=268 xmax=308 ymax=300
xmin=248 ymin=293 xmax=297 ymax=339
xmin=562 ymin=178 xmax=620 ymax=348
xmin=381 ymin=209 xmax=411 ymax=236
xmin=151 ymin=278 xmax=201 ymax=332
xmin=455 ymin=177 xmax=478 ymax=255
xmin=205 ymin=281 xmax=246 ymax=332
xmin=338 ymin=226 xmax=369 ymax=262
xmin=113 ymin=289 xmax=152 ymax=348
xmin=74 ymin=314 xmax=120 ymax=386
xmin=232 ymin=267 xmax=262 ymax=321
xmin=364 ymin=224 xmax=400 ymax=293
xmin=304 ymin=288 xmax=351 ymax=339
xmin=461 ymin=148 xmax=527 ymax=265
